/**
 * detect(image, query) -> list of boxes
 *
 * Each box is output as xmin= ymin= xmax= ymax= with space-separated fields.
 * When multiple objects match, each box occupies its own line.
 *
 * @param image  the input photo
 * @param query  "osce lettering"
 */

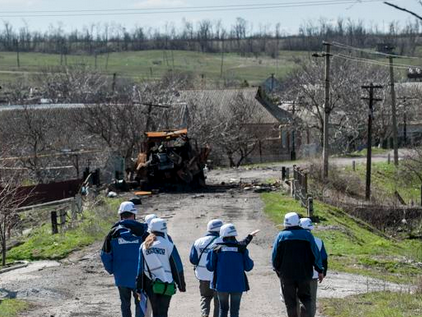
xmin=118 ymin=238 xmax=140 ymax=245
xmin=146 ymin=247 xmax=166 ymax=255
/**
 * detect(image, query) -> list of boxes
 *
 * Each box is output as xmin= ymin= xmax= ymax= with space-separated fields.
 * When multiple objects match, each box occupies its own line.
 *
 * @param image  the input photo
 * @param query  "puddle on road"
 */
xmin=222 ymin=205 xmax=243 ymax=219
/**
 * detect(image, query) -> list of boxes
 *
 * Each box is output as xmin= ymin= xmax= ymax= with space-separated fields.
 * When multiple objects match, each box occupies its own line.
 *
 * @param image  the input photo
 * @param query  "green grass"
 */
xmin=7 ymin=198 xmax=121 ymax=261
xmin=0 ymin=50 xmax=307 ymax=86
xmin=320 ymin=291 xmax=422 ymax=317
xmin=261 ymin=192 xmax=422 ymax=283
xmin=350 ymin=161 xmax=421 ymax=203
xmin=0 ymin=299 xmax=29 ymax=317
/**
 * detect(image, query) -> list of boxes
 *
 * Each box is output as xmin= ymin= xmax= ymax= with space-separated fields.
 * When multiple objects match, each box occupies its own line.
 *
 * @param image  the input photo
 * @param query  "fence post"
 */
xmin=51 ymin=211 xmax=58 ymax=234
xmin=388 ymin=153 xmax=391 ymax=164
xmin=304 ymin=173 xmax=308 ymax=195
xmin=352 ymin=160 xmax=356 ymax=171
xmin=282 ymin=167 xmax=286 ymax=181
xmin=307 ymin=197 xmax=314 ymax=218
xmin=59 ymin=209 xmax=67 ymax=231
xmin=420 ymin=185 xmax=422 ymax=207
xmin=286 ymin=167 xmax=290 ymax=179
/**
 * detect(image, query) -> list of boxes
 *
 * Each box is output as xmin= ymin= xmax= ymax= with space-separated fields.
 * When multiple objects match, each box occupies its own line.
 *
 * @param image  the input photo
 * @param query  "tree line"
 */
xmin=0 ymin=17 xmax=420 ymax=57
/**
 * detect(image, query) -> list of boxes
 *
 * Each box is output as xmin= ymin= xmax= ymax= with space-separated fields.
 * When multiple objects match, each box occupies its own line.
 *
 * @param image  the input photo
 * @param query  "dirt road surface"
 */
xmin=0 ymin=167 xmax=401 ymax=317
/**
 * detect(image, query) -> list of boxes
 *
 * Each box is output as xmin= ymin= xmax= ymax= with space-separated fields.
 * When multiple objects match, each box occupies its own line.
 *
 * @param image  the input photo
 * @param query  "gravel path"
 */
xmin=0 ymin=166 xmax=403 ymax=317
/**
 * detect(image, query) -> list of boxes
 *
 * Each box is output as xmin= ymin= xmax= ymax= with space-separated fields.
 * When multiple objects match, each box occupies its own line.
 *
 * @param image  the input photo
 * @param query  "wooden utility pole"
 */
xmin=388 ymin=54 xmax=399 ymax=166
xmin=322 ymin=42 xmax=331 ymax=179
xmin=362 ymin=83 xmax=383 ymax=201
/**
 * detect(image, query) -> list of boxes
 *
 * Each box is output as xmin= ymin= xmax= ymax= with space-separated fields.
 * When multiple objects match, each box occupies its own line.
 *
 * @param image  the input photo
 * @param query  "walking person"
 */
xmin=137 ymin=218 xmax=186 ymax=317
xmin=206 ymin=223 xmax=254 ymax=317
xmin=190 ymin=219 xmax=224 ymax=317
xmin=272 ymin=212 xmax=324 ymax=317
xmin=300 ymin=218 xmax=328 ymax=317
xmin=101 ymin=201 xmax=149 ymax=317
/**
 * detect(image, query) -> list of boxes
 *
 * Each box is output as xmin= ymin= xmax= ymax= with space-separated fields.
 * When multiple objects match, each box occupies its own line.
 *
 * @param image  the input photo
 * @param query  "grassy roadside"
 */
xmin=261 ymin=192 xmax=422 ymax=284
xmin=7 ymin=198 xmax=120 ymax=262
xmin=350 ymin=161 xmax=421 ymax=203
xmin=320 ymin=291 xmax=422 ymax=317
xmin=0 ymin=299 xmax=29 ymax=317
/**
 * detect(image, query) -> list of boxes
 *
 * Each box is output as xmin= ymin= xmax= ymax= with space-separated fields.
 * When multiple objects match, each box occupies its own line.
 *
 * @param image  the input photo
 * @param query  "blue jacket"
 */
xmin=272 ymin=226 xmax=323 ymax=281
xmin=100 ymin=220 xmax=148 ymax=289
xmin=206 ymin=239 xmax=254 ymax=293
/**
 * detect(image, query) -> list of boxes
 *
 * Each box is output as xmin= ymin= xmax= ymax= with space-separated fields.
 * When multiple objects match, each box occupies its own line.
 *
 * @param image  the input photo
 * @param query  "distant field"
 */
xmin=0 ymin=50 xmax=310 ymax=86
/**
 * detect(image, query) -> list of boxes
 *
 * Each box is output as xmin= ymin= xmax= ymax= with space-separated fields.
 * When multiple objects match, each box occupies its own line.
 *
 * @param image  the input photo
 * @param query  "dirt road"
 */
xmin=0 ymin=168 xmax=400 ymax=317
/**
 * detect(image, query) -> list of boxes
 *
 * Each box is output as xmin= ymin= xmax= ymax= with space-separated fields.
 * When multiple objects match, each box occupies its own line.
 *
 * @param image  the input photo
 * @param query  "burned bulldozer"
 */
xmin=134 ymin=129 xmax=210 ymax=189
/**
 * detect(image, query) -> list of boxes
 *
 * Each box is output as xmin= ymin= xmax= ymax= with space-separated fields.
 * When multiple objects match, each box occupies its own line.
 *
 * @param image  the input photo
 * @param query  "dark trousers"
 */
xmin=217 ymin=292 xmax=242 ymax=317
xmin=199 ymin=280 xmax=219 ymax=317
xmin=118 ymin=287 xmax=142 ymax=317
xmin=280 ymin=278 xmax=312 ymax=317
xmin=145 ymin=286 xmax=172 ymax=317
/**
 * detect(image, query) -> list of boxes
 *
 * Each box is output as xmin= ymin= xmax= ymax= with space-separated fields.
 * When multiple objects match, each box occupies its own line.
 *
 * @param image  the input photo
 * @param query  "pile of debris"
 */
xmin=133 ymin=129 xmax=210 ymax=190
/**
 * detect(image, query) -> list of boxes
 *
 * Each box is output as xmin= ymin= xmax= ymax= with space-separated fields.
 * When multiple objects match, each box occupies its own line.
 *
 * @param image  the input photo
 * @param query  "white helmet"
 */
xmin=220 ymin=223 xmax=238 ymax=238
xmin=300 ymin=218 xmax=314 ymax=231
xmin=207 ymin=219 xmax=223 ymax=232
xmin=284 ymin=212 xmax=300 ymax=227
xmin=145 ymin=214 xmax=158 ymax=227
xmin=118 ymin=201 xmax=137 ymax=215
xmin=149 ymin=218 xmax=167 ymax=233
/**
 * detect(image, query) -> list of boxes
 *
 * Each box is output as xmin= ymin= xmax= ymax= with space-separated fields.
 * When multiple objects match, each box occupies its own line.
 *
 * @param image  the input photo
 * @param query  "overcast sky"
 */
xmin=0 ymin=0 xmax=420 ymax=34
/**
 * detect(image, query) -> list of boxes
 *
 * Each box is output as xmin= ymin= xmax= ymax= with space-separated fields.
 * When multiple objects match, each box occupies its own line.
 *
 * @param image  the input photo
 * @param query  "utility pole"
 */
xmin=362 ymin=83 xmax=383 ymax=201
xmin=387 ymin=49 xmax=399 ymax=166
xmin=291 ymin=100 xmax=296 ymax=161
xmin=322 ymin=42 xmax=331 ymax=179
xmin=398 ymin=96 xmax=408 ymax=146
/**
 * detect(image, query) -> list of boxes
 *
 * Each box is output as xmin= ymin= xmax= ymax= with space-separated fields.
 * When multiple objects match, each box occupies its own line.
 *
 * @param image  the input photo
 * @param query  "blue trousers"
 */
xmin=118 ymin=286 xmax=142 ymax=317
xmin=217 ymin=292 xmax=242 ymax=317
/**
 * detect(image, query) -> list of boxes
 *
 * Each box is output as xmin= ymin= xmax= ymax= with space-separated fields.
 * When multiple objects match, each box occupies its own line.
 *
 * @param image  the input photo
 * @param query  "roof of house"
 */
xmin=178 ymin=88 xmax=291 ymax=124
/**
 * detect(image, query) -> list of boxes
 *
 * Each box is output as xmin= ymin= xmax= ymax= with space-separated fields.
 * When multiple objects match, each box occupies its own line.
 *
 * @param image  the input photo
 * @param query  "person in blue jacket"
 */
xmin=101 ymin=201 xmax=148 ymax=317
xmin=206 ymin=223 xmax=254 ymax=317
xmin=272 ymin=212 xmax=324 ymax=317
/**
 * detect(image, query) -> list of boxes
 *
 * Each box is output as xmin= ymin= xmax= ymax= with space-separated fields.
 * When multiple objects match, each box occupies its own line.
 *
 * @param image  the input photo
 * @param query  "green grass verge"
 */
xmin=320 ymin=291 xmax=422 ymax=317
xmin=348 ymin=161 xmax=421 ymax=203
xmin=0 ymin=50 xmax=307 ymax=86
xmin=0 ymin=299 xmax=29 ymax=317
xmin=7 ymin=198 xmax=121 ymax=261
xmin=261 ymin=192 xmax=422 ymax=283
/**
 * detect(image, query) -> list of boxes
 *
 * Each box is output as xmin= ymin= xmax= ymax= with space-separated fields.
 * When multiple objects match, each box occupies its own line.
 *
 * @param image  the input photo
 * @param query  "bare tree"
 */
xmin=0 ymin=167 xmax=26 ymax=266
xmin=278 ymin=57 xmax=389 ymax=153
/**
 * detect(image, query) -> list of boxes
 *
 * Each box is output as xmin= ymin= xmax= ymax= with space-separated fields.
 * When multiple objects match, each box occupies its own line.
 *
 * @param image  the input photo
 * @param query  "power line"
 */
xmin=332 ymin=41 xmax=420 ymax=60
xmin=333 ymin=53 xmax=418 ymax=70
xmin=0 ymin=0 xmax=398 ymax=18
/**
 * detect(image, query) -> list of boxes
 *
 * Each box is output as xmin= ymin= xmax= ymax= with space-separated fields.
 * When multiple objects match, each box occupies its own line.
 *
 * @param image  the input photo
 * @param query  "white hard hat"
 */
xmin=145 ymin=214 xmax=158 ymax=227
xmin=118 ymin=201 xmax=137 ymax=215
xmin=149 ymin=218 xmax=167 ymax=233
xmin=284 ymin=212 xmax=300 ymax=227
xmin=207 ymin=219 xmax=223 ymax=232
xmin=220 ymin=223 xmax=238 ymax=238
xmin=300 ymin=218 xmax=314 ymax=231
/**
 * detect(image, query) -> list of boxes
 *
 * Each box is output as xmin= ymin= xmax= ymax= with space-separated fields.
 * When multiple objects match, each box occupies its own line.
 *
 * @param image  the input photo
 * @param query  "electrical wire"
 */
xmin=333 ymin=53 xmax=416 ymax=70
xmin=332 ymin=41 xmax=420 ymax=60
xmin=0 ymin=0 xmax=399 ymax=18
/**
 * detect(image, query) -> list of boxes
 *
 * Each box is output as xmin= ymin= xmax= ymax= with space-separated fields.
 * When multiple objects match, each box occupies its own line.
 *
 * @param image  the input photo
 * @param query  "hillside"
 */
xmin=0 ymin=50 xmax=310 ymax=86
